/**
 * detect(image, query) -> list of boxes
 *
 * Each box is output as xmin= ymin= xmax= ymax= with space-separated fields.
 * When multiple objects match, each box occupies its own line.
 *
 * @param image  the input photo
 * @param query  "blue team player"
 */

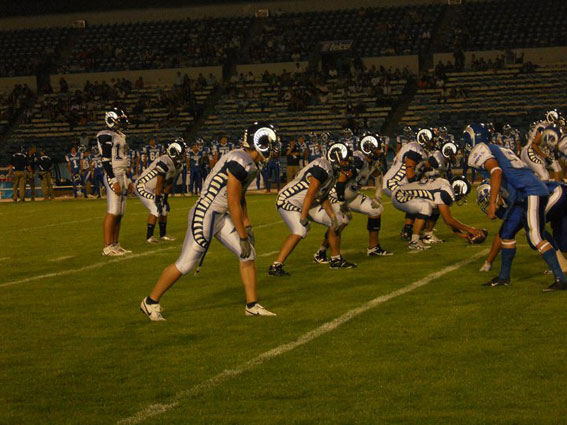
xmin=264 ymin=137 xmax=282 ymax=193
xmin=465 ymin=123 xmax=566 ymax=291
xmin=143 ymin=138 xmax=162 ymax=164
xmin=66 ymin=146 xmax=83 ymax=198
xmin=200 ymin=139 xmax=213 ymax=180
xmin=90 ymin=146 xmax=104 ymax=198
xmin=213 ymin=136 xmax=234 ymax=165
xmin=188 ymin=142 xmax=203 ymax=196
xmin=306 ymin=133 xmax=323 ymax=162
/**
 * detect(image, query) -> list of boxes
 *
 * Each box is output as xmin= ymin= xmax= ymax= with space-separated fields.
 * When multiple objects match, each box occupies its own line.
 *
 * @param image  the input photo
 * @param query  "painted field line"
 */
xmin=258 ymin=250 xmax=279 ymax=258
xmin=0 ymin=246 xmax=178 ymax=289
xmin=118 ymin=248 xmax=489 ymax=425
xmin=48 ymin=256 xmax=74 ymax=262
xmin=0 ymin=257 xmax=10 ymax=261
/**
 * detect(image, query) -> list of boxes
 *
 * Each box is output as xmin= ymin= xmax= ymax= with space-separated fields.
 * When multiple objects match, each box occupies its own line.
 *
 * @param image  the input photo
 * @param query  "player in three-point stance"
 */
xmin=135 ymin=138 xmax=187 ymax=244
xmin=465 ymin=123 xmax=567 ymax=291
xmin=268 ymin=142 xmax=355 ymax=277
xmin=313 ymin=133 xmax=392 ymax=263
xmin=97 ymin=107 xmax=132 ymax=256
xmin=141 ymin=122 xmax=279 ymax=320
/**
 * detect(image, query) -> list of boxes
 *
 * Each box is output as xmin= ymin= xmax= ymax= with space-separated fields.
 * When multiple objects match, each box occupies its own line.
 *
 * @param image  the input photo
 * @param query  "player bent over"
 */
xmin=465 ymin=123 xmax=567 ymax=291
xmin=392 ymin=175 xmax=485 ymax=251
xmin=314 ymin=133 xmax=392 ymax=262
xmin=141 ymin=122 xmax=279 ymax=320
xmin=135 ymin=138 xmax=186 ymax=243
xmin=97 ymin=107 xmax=133 ymax=256
xmin=269 ymin=142 xmax=354 ymax=276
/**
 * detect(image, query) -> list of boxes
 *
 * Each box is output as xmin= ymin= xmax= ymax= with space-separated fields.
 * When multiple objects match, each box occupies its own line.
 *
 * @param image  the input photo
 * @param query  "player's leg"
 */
xmin=423 ymin=210 xmax=444 ymax=244
xmin=269 ymin=208 xmax=306 ymax=276
xmin=275 ymin=162 xmax=281 ymax=191
xmin=348 ymin=193 xmax=391 ymax=256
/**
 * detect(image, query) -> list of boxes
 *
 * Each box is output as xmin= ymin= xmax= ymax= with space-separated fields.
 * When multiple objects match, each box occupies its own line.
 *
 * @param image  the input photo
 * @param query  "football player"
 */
xmin=126 ymin=146 xmax=140 ymax=182
xmin=314 ymin=133 xmax=391 ymax=261
xmin=135 ymin=139 xmax=185 ymax=243
xmin=383 ymin=128 xmax=433 ymax=241
xmin=97 ymin=107 xmax=132 ymax=256
xmin=188 ymin=142 xmax=204 ymax=196
xmin=392 ymin=175 xmax=485 ymax=251
xmin=340 ymin=128 xmax=358 ymax=151
xmin=494 ymin=124 xmax=521 ymax=155
xmin=90 ymin=146 xmax=105 ymax=198
xmin=465 ymin=123 xmax=566 ymax=291
xmin=520 ymin=111 xmax=563 ymax=181
xmin=476 ymin=180 xmax=567 ymax=273
xmin=143 ymin=138 xmax=162 ymax=164
xmin=306 ymin=132 xmax=323 ymax=162
xmin=140 ymin=122 xmax=279 ymax=320
xmin=65 ymin=146 xmax=83 ymax=198
xmin=212 ymin=136 xmax=234 ymax=165
xmin=269 ymin=142 xmax=354 ymax=276
xmin=80 ymin=148 xmax=92 ymax=197
xmin=264 ymin=137 xmax=282 ymax=193
xmin=396 ymin=126 xmax=413 ymax=154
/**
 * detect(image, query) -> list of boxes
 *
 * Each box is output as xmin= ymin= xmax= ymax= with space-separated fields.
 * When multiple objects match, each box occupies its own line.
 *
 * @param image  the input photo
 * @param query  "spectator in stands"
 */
xmin=59 ymin=78 xmax=69 ymax=93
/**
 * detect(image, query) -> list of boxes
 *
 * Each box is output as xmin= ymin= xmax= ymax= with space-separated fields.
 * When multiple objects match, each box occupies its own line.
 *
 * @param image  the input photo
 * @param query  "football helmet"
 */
xmin=502 ymin=124 xmax=512 ymax=136
xmin=342 ymin=128 xmax=354 ymax=138
xmin=167 ymin=137 xmax=186 ymax=164
xmin=327 ymin=142 xmax=351 ymax=171
xmin=403 ymin=126 xmax=413 ymax=138
xmin=484 ymin=122 xmax=495 ymax=134
xmin=416 ymin=128 xmax=435 ymax=150
xmin=242 ymin=121 xmax=277 ymax=161
xmin=438 ymin=126 xmax=448 ymax=138
xmin=451 ymin=176 xmax=471 ymax=205
xmin=105 ymin=107 xmax=128 ymax=130
xmin=359 ymin=133 xmax=384 ymax=161
xmin=441 ymin=141 xmax=458 ymax=160
xmin=462 ymin=123 xmax=490 ymax=153
xmin=541 ymin=124 xmax=562 ymax=150
xmin=476 ymin=180 xmax=491 ymax=214
xmin=546 ymin=109 xmax=560 ymax=124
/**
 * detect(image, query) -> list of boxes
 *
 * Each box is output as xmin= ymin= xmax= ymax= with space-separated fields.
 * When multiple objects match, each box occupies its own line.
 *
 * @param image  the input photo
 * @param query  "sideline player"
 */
xmin=269 ymin=142 xmax=354 ymax=276
xmin=97 ymin=107 xmax=132 ymax=256
xmin=135 ymin=139 xmax=186 ymax=243
xmin=140 ymin=122 xmax=279 ymax=320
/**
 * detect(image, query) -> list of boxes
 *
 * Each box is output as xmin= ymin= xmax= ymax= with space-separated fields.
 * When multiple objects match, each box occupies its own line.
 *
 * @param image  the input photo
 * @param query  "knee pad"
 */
xmin=405 ymin=213 xmax=415 ymax=220
xmin=367 ymin=217 xmax=381 ymax=231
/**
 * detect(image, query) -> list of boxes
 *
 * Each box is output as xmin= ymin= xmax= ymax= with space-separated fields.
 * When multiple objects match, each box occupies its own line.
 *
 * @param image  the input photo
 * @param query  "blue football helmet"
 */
xmin=462 ymin=123 xmax=491 ymax=153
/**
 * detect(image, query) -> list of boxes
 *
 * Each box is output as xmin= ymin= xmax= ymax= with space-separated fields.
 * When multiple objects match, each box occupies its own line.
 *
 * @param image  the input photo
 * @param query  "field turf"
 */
xmin=1 ymin=193 xmax=566 ymax=424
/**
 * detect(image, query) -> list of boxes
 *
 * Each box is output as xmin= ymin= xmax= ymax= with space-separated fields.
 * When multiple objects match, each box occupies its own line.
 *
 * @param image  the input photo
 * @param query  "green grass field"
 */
xmin=2 ymin=193 xmax=567 ymax=425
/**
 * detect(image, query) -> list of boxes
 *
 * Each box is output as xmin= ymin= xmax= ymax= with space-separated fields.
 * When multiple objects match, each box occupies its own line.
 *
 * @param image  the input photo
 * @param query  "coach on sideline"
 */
xmin=9 ymin=147 xmax=28 ymax=202
xmin=38 ymin=149 xmax=55 ymax=200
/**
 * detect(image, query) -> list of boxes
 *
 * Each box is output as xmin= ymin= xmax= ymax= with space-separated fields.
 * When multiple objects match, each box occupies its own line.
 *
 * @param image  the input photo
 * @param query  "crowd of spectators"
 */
xmin=0 ymin=84 xmax=34 ymax=134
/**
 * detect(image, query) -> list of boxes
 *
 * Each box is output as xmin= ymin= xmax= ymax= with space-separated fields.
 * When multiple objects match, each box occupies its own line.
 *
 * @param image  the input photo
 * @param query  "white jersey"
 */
xmin=96 ymin=129 xmax=129 ymax=172
xmin=135 ymin=155 xmax=183 ymax=197
xmin=425 ymin=150 xmax=446 ymax=178
xmin=277 ymin=157 xmax=336 ymax=212
xmin=341 ymin=151 xmax=380 ymax=201
xmin=396 ymin=134 xmax=412 ymax=147
xmin=196 ymin=149 xmax=258 ymax=215
xmin=527 ymin=120 xmax=547 ymax=146
xmin=392 ymin=177 xmax=456 ymax=217
xmin=383 ymin=141 xmax=426 ymax=195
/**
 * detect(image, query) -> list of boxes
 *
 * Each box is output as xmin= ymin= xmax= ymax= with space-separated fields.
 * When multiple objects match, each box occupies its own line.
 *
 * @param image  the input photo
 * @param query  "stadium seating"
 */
xmin=0 ymin=27 xmax=69 ymax=77
xmin=400 ymin=64 xmax=567 ymax=137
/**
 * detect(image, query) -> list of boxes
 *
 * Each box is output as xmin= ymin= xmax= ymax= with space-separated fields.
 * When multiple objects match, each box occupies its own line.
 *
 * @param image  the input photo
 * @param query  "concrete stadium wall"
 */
xmin=362 ymin=55 xmax=419 ymax=74
xmin=235 ymin=62 xmax=309 ymax=76
xmin=0 ymin=0 xmax=448 ymax=29
xmin=433 ymin=46 xmax=567 ymax=68
xmin=49 ymin=66 xmax=222 ymax=89
xmin=0 ymin=76 xmax=37 ymax=92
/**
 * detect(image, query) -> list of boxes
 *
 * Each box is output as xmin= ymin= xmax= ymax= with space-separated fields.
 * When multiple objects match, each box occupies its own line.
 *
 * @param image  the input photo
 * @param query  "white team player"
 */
xmin=383 ymin=128 xmax=432 ymax=240
xmin=97 ymin=107 xmax=132 ymax=256
xmin=396 ymin=126 xmax=413 ymax=154
xmin=392 ymin=176 xmax=485 ymax=250
xmin=314 ymin=133 xmax=392 ymax=262
xmin=140 ymin=122 xmax=279 ymax=320
xmin=269 ymin=142 xmax=354 ymax=276
xmin=135 ymin=138 xmax=186 ymax=244
xmin=521 ymin=110 xmax=563 ymax=181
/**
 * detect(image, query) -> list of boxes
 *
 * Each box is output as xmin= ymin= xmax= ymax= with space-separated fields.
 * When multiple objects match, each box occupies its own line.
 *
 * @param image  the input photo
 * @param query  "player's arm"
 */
xmin=531 ymin=132 xmax=548 ymax=160
xmin=405 ymin=157 xmax=418 ymax=181
xmin=372 ymin=170 xmax=383 ymax=199
xmin=484 ymin=158 xmax=502 ymax=220
xmin=98 ymin=135 xmax=120 ymax=194
xmin=438 ymin=204 xmax=482 ymax=237
xmin=227 ymin=172 xmax=247 ymax=239
xmin=300 ymin=176 xmax=321 ymax=222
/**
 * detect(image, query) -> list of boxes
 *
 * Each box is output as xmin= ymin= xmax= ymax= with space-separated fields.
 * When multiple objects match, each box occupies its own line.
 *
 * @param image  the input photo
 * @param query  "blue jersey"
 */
xmin=340 ymin=136 xmax=358 ymax=151
xmin=468 ymin=143 xmax=548 ymax=201
xmin=144 ymin=144 xmax=162 ymax=163
xmin=306 ymin=140 xmax=321 ymax=161
xmin=91 ymin=153 xmax=104 ymax=174
xmin=66 ymin=153 xmax=82 ymax=174
xmin=215 ymin=142 xmax=233 ymax=159
xmin=545 ymin=181 xmax=567 ymax=220
xmin=189 ymin=150 xmax=203 ymax=168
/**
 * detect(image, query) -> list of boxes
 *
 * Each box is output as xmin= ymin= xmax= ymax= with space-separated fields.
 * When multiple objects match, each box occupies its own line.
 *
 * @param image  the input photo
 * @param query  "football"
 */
xmin=468 ymin=228 xmax=489 ymax=244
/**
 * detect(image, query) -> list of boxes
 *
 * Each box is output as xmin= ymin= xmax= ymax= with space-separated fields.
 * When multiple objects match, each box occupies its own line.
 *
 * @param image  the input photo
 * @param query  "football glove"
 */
xmin=479 ymin=261 xmax=492 ymax=272
xmin=164 ymin=193 xmax=171 ymax=212
xmin=239 ymin=237 xmax=252 ymax=259
xmin=246 ymin=225 xmax=255 ymax=246
xmin=370 ymin=197 xmax=381 ymax=210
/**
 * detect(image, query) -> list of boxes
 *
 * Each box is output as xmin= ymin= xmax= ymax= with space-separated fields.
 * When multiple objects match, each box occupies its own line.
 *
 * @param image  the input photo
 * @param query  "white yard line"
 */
xmin=48 ymin=256 xmax=74 ymax=262
xmin=0 ymin=246 xmax=178 ymax=289
xmin=258 ymin=250 xmax=280 ymax=258
xmin=117 ymin=248 xmax=489 ymax=425
xmin=0 ymin=257 xmax=10 ymax=261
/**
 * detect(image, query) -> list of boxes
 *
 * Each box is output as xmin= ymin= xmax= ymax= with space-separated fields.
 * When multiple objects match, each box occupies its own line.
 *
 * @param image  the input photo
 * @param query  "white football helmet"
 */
xmin=242 ymin=121 xmax=278 ymax=161
xmin=327 ymin=142 xmax=351 ymax=171
xmin=105 ymin=107 xmax=128 ymax=130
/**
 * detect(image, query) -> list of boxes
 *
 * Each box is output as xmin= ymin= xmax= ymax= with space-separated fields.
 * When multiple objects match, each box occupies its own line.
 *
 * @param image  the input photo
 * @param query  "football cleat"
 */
xmin=408 ymin=240 xmax=431 ymax=251
xmin=160 ymin=235 xmax=176 ymax=241
xmin=113 ymin=243 xmax=132 ymax=254
xmin=268 ymin=263 xmax=290 ymax=277
xmin=367 ymin=246 xmax=393 ymax=256
xmin=329 ymin=256 xmax=357 ymax=269
xmin=313 ymin=250 xmax=329 ymax=264
xmin=140 ymin=298 xmax=166 ymax=321
xmin=400 ymin=226 xmax=412 ymax=241
xmin=422 ymin=234 xmax=445 ymax=244
xmin=482 ymin=276 xmax=511 ymax=287
xmin=542 ymin=279 xmax=567 ymax=292
xmin=102 ymin=245 xmax=125 ymax=256
xmin=146 ymin=236 xmax=159 ymax=244
xmin=245 ymin=303 xmax=277 ymax=316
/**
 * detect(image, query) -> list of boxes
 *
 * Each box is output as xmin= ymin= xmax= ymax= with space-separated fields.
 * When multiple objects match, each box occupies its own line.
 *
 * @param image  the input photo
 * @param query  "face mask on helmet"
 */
xmin=360 ymin=134 xmax=383 ymax=160
xmin=476 ymin=180 xmax=507 ymax=214
xmin=451 ymin=176 xmax=471 ymax=205
xmin=542 ymin=125 xmax=562 ymax=150
xmin=416 ymin=128 xmax=434 ymax=150
xmin=441 ymin=141 xmax=458 ymax=162
xmin=105 ymin=108 xmax=128 ymax=130
xmin=167 ymin=138 xmax=186 ymax=163
xmin=327 ymin=142 xmax=351 ymax=171
xmin=243 ymin=122 xmax=277 ymax=161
